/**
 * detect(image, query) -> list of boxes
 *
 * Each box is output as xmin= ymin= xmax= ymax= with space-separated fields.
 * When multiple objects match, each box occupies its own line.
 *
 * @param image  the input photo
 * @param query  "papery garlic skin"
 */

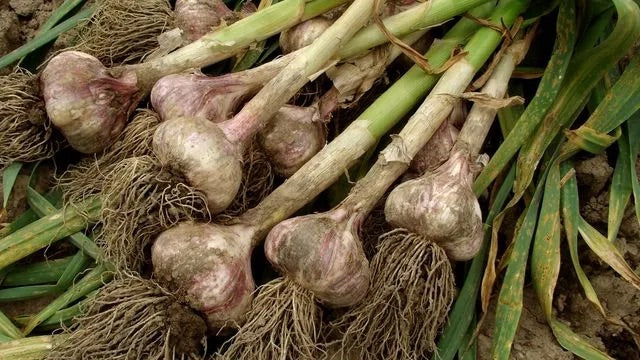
xmin=259 ymin=105 xmax=326 ymax=177
xmin=264 ymin=208 xmax=370 ymax=307
xmin=152 ymin=222 xmax=254 ymax=331
xmin=151 ymin=73 xmax=259 ymax=123
xmin=41 ymin=51 xmax=138 ymax=154
xmin=385 ymin=149 xmax=483 ymax=261
xmin=153 ymin=116 xmax=242 ymax=213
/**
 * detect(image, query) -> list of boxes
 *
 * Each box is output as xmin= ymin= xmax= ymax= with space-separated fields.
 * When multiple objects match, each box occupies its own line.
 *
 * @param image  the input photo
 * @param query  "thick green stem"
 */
xmin=0 ymin=198 xmax=100 ymax=270
xmin=21 ymin=264 xmax=112 ymax=335
xmin=131 ymin=0 xmax=349 ymax=89
xmin=26 ymin=188 xmax=101 ymax=260
xmin=2 ymin=257 xmax=72 ymax=287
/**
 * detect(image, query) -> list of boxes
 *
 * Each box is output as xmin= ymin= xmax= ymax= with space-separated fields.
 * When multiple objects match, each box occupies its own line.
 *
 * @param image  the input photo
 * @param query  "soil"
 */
xmin=0 ymin=0 xmax=64 ymax=74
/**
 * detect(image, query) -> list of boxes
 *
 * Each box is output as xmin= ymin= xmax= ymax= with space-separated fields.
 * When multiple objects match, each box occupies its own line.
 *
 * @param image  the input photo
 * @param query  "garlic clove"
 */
xmin=41 ymin=51 xmax=138 ymax=154
xmin=385 ymin=149 xmax=483 ymax=261
xmin=151 ymin=73 xmax=259 ymax=123
xmin=152 ymin=222 xmax=255 ymax=332
xmin=152 ymin=116 xmax=243 ymax=213
xmin=264 ymin=208 xmax=370 ymax=307
xmin=258 ymin=105 xmax=326 ymax=177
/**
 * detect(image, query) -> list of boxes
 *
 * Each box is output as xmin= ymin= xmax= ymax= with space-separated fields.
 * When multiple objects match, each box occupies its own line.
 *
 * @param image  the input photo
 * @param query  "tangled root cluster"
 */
xmin=336 ymin=229 xmax=456 ymax=360
xmin=72 ymin=0 xmax=173 ymax=65
xmin=0 ymin=70 xmax=56 ymax=168
xmin=47 ymin=273 xmax=207 ymax=360
xmin=216 ymin=142 xmax=274 ymax=222
xmin=219 ymin=278 xmax=322 ymax=360
xmin=59 ymin=109 xmax=161 ymax=205
xmin=98 ymin=156 xmax=210 ymax=271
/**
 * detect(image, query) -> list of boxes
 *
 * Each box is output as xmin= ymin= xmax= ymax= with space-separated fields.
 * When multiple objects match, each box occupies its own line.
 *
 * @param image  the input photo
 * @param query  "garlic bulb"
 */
xmin=385 ymin=147 xmax=483 ymax=260
xmin=41 ymin=51 xmax=138 ymax=154
xmin=264 ymin=208 xmax=370 ymax=307
xmin=152 ymin=116 xmax=243 ymax=213
xmin=174 ymin=0 xmax=234 ymax=43
xmin=279 ymin=17 xmax=332 ymax=53
xmin=152 ymin=222 xmax=254 ymax=331
xmin=259 ymin=105 xmax=326 ymax=177
xmin=151 ymin=73 xmax=259 ymax=122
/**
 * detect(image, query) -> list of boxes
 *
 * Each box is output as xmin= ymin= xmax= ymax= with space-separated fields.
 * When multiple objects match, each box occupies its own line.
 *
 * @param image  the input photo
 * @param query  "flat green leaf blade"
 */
xmin=562 ymin=162 xmax=607 ymax=315
xmin=473 ymin=0 xmax=577 ymax=194
xmin=608 ymin=124 xmax=633 ymax=241
xmin=514 ymin=0 xmax=640 ymax=197
xmin=578 ymin=217 xmax=640 ymax=290
xmin=531 ymin=161 xmax=562 ymax=317
xmin=491 ymin=173 xmax=546 ymax=359
xmin=2 ymin=163 xmax=23 ymax=209
xmin=550 ymin=318 xmax=613 ymax=360
xmin=628 ymin=114 xmax=640 ymax=223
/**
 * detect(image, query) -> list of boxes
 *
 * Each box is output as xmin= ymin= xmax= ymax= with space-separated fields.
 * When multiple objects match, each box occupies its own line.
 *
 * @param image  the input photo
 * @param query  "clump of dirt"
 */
xmin=0 ymin=0 xmax=59 ymax=59
xmin=0 ymin=9 xmax=21 ymax=59
xmin=477 ymin=288 xmax=573 ymax=360
xmin=575 ymin=154 xmax=614 ymax=200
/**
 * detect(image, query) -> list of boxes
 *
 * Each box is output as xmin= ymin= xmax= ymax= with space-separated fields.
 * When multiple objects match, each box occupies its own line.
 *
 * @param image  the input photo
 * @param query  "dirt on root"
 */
xmin=0 ymin=0 xmax=62 ymax=58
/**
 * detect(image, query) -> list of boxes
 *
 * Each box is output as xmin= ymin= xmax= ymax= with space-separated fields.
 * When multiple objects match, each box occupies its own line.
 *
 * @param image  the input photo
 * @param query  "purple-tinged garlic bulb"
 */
xmin=151 ymin=73 xmax=260 ymax=122
xmin=152 ymin=222 xmax=254 ymax=331
xmin=264 ymin=208 xmax=370 ymax=307
xmin=153 ymin=116 xmax=242 ymax=213
xmin=410 ymin=120 xmax=459 ymax=175
xmin=41 ymin=51 xmax=138 ymax=154
xmin=385 ymin=147 xmax=483 ymax=261
xmin=174 ymin=0 xmax=234 ymax=43
xmin=259 ymin=105 xmax=326 ymax=177
xmin=279 ymin=17 xmax=332 ymax=53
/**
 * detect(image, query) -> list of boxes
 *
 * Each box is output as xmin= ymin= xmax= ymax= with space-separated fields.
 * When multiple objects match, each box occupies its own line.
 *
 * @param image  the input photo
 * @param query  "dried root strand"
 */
xmin=216 ymin=141 xmax=274 ymax=222
xmin=47 ymin=273 xmax=207 ymax=360
xmin=219 ymin=278 xmax=322 ymax=360
xmin=336 ymin=229 xmax=456 ymax=360
xmin=98 ymin=156 xmax=210 ymax=271
xmin=360 ymin=199 xmax=392 ymax=259
xmin=72 ymin=0 xmax=173 ymax=65
xmin=58 ymin=109 xmax=161 ymax=205
xmin=0 ymin=70 xmax=55 ymax=168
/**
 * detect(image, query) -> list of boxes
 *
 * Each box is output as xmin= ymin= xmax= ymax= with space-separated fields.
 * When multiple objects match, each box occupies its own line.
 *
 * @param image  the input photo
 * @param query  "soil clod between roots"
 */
xmin=336 ymin=229 xmax=456 ymax=360
xmin=47 ymin=273 xmax=207 ymax=360
xmin=219 ymin=278 xmax=322 ymax=360
xmin=0 ymin=69 xmax=55 ymax=168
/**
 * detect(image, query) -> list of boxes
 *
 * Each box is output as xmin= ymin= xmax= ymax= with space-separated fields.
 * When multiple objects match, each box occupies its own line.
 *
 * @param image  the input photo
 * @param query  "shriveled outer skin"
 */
xmin=410 ymin=120 xmax=458 ymax=174
xmin=259 ymin=105 xmax=326 ymax=177
xmin=174 ymin=0 xmax=234 ymax=43
xmin=153 ymin=116 xmax=242 ymax=213
xmin=41 ymin=51 xmax=138 ymax=154
xmin=385 ymin=150 xmax=483 ymax=261
xmin=152 ymin=222 xmax=254 ymax=331
xmin=264 ymin=208 xmax=370 ymax=307
xmin=151 ymin=73 xmax=259 ymax=123
xmin=279 ymin=17 xmax=332 ymax=53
